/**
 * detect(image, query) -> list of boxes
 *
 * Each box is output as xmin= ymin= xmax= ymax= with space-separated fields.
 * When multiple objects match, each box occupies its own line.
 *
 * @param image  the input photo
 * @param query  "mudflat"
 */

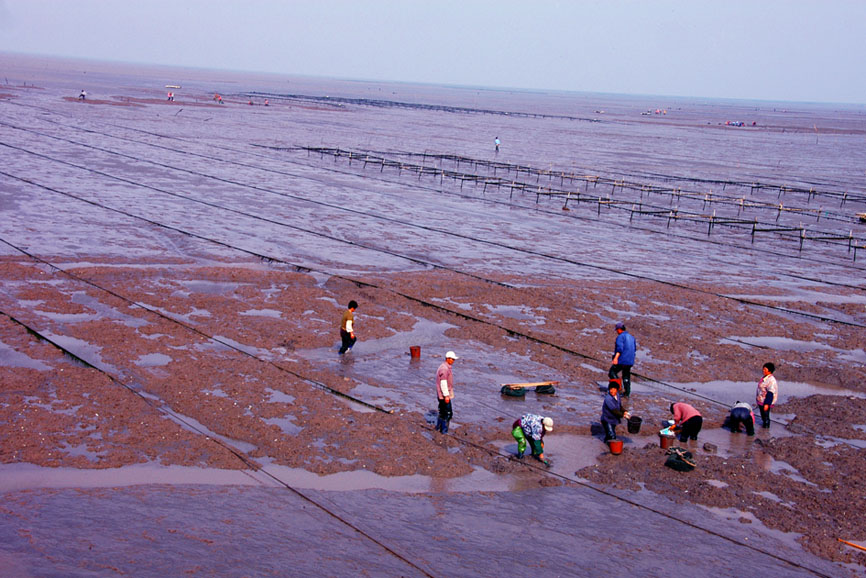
xmin=1 ymin=53 xmax=865 ymax=576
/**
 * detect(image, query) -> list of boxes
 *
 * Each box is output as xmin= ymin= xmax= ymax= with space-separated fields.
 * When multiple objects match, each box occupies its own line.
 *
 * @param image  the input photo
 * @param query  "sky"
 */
xmin=1 ymin=0 xmax=864 ymax=104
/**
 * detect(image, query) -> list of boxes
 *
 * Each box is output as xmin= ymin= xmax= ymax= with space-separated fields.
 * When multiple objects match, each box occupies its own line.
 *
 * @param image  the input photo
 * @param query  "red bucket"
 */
xmin=608 ymin=439 xmax=624 ymax=455
xmin=409 ymin=345 xmax=421 ymax=359
xmin=659 ymin=433 xmax=675 ymax=449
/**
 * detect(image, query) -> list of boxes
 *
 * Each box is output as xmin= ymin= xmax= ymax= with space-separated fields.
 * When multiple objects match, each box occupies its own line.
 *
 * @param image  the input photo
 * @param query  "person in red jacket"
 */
xmin=670 ymin=402 xmax=703 ymax=443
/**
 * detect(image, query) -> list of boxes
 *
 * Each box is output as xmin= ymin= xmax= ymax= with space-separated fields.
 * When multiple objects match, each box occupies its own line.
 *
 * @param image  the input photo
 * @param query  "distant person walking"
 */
xmin=167 ymin=91 xmax=174 ymax=101
xmin=670 ymin=402 xmax=703 ymax=443
xmin=435 ymin=351 xmax=459 ymax=434
xmin=338 ymin=300 xmax=358 ymax=354
xmin=511 ymin=413 xmax=553 ymax=464
xmin=494 ymin=136 xmax=500 ymax=152
xmin=756 ymin=362 xmax=778 ymax=428
xmin=608 ymin=322 xmax=637 ymax=397
xmin=79 ymin=89 xmax=86 ymax=101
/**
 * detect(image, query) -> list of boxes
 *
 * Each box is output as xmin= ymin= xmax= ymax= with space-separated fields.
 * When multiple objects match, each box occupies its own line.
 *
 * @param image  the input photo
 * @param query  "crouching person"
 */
xmin=601 ymin=380 xmax=630 ymax=442
xmin=670 ymin=402 xmax=703 ymax=442
xmin=512 ymin=413 xmax=553 ymax=465
xmin=726 ymin=401 xmax=755 ymax=436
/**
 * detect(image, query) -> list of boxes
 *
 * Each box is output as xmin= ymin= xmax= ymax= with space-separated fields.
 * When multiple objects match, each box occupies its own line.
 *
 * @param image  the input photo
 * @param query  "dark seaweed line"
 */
xmin=245 ymin=90 xmax=607 ymax=124
xmin=0 ymin=305 xmax=435 ymax=578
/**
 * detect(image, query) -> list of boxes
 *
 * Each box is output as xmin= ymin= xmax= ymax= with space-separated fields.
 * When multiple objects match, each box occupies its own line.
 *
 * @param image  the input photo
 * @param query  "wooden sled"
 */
xmin=500 ymin=381 xmax=559 ymax=396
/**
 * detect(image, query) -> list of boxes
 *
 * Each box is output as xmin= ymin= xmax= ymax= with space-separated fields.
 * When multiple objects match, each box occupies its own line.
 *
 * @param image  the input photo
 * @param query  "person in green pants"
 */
xmin=511 ymin=413 xmax=553 ymax=465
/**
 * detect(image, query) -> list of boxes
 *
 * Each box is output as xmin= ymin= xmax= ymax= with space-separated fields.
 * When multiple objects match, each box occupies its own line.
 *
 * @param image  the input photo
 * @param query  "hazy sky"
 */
xmin=1 ymin=0 xmax=864 ymax=104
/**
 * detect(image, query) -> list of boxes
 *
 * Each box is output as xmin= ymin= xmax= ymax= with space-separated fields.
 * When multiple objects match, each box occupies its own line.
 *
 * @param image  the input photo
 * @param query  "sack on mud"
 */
xmin=664 ymin=447 xmax=696 ymax=472
xmin=501 ymin=385 xmax=526 ymax=397
xmin=535 ymin=384 xmax=556 ymax=394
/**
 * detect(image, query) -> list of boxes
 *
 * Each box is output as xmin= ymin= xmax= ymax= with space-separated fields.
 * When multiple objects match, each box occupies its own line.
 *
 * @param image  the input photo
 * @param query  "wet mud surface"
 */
xmin=1 ymin=54 xmax=865 ymax=575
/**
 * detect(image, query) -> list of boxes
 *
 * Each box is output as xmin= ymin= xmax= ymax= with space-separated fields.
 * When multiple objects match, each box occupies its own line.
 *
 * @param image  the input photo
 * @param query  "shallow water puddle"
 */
xmin=0 ymin=339 xmax=51 ymax=370
xmin=664 ymin=379 xmax=865 ymax=407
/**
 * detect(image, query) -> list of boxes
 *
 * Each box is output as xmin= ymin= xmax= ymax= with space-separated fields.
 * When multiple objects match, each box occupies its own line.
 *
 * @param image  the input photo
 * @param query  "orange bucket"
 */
xmin=608 ymin=439 xmax=623 ymax=455
xmin=659 ymin=433 xmax=675 ymax=449
xmin=409 ymin=345 xmax=421 ymax=358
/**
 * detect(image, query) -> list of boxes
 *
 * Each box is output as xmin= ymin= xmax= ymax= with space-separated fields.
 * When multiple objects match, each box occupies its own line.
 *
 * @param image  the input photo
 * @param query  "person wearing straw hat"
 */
xmin=511 ymin=413 xmax=553 ymax=465
xmin=435 ymin=351 xmax=459 ymax=434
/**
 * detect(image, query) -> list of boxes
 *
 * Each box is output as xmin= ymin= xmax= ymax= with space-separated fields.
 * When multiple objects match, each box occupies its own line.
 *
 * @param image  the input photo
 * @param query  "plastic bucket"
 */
xmin=608 ymin=439 xmax=624 ymax=455
xmin=409 ymin=346 xmax=421 ymax=359
xmin=627 ymin=416 xmax=642 ymax=434
xmin=659 ymin=433 xmax=675 ymax=449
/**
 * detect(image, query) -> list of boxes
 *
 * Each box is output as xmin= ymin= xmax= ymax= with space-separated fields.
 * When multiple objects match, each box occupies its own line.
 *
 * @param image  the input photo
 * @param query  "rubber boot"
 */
xmin=435 ymin=418 xmax=443 ymax=433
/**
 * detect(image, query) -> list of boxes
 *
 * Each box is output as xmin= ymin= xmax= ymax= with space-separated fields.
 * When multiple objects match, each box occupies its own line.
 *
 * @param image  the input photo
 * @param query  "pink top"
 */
xmin=672 ymin=402 xmax=701 ymax=426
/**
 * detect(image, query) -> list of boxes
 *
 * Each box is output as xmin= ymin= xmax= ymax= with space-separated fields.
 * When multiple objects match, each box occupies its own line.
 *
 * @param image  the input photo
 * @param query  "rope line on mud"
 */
xmin=0 ymin=169 xmax=849 ymax=424
xmin=1 ymin=133 xmax=863 ymax=333
xmin=0 ymin=308 xmax=435 ymax=578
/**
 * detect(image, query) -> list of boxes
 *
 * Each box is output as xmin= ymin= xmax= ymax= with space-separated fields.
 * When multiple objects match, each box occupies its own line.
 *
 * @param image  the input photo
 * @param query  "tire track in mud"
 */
xmin=1 ymin=128 xmax=864 ymax=333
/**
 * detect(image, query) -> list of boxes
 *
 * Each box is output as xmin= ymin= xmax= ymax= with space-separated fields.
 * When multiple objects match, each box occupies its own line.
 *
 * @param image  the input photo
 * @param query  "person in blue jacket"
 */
xmin=608 ymin=322 xmax=637 ymax=397
xmin=600 ymin=380 xmax=631 ymax=442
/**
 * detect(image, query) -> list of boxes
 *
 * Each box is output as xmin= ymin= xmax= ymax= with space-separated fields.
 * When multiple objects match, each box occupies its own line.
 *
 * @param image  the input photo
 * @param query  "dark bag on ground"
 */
xmin=535 ymin=384 xmax=556 ymax=394
xmin=501 ymin=386 xmax=526 ymax=397
xmin=664 ymin=447 xmax=696 ymax=472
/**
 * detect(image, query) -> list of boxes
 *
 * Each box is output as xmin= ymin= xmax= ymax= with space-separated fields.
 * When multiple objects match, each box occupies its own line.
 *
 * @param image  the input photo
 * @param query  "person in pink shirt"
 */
xmin=435 ymin=351 xmax=458 ymax=434
xmin=670 ymin=402 xmax=703 ymax=443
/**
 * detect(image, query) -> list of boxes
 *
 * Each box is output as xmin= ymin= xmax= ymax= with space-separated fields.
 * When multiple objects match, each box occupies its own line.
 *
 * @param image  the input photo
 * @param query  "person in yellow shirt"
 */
xmin=338 ymin=300 xmax=358 ymax=354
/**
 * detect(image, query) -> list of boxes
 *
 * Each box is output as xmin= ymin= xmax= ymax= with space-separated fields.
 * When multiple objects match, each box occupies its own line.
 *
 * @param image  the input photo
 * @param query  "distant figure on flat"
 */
xmin=494 ymin=136 xmax=500 ymax=153
xmin=79 ymin=89 xmax=86 ymax=101
xmin=167 ymin=92 xmax=174 ymax=102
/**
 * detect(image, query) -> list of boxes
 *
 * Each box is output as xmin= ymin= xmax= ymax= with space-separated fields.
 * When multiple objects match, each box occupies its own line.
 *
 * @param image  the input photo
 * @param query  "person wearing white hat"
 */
xmin=435 ymin=351 xmax=459 ymax=433
xmin=511 ymin=414 xmax=553 ymax=465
